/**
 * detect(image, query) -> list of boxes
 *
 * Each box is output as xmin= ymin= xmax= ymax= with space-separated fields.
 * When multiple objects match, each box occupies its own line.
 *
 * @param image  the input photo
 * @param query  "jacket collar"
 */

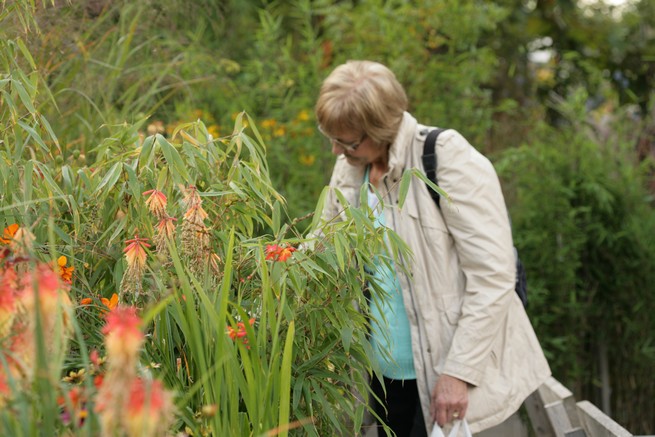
xmin=386 ymin=112 xmax=418 ymax=182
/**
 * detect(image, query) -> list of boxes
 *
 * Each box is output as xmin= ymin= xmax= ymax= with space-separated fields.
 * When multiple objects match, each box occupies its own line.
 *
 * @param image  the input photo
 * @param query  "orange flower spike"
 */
xmin=143 ymin=190 xmax=168 ymax=219
xmin=0 ymin=224 xmax=18 ymax=245
xmin=18 ymin=264 xmax=68 ymax=316
xmin=182 ymin=185 xmax=201 ymax=209
xmin=183 ymin=204 xmax=208 ymax=224
xmin=155 ymin=217 xmax=177 ymax=240
xmin=102 ymin=306 xmax=144 ymax=369
xmin=0 ymin=266 xmax=17 ymax=338
xmin=57 ymin=256 xmax=74 ymax=284
xmin=0 ymin=370 xmax=10 ymax=406
xmin=80 ymin=297 xmax=93 ymax=305
xmin=123 ymin=235 xmax=151 ymax=270
xmin=124 ymin=378 xmax=175 ymax=437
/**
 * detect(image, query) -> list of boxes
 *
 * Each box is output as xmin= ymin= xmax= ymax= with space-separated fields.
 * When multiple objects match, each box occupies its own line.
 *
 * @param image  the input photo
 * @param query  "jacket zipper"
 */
xmin=383 ymin=177 xmax=432 ymax=399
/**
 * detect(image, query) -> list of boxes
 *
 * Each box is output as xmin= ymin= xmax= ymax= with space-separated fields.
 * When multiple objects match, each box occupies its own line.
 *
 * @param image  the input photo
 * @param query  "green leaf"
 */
xmin=310 ymin=186 xmax=329 ymax=232
xmin=17 ymin=120 xmax=48 ymax=154
xmin=124 ymin=162 xmax=141 ymax=201
xmin=156 ymin=134 xmax=191 ymax=183
xmin=341 ymin=326 xmax=353 ymax=353
xmin=406 ymin=168 xmax=450 ymax=207
xmin=398 ymin=169 xmax=413 ymax=209
xmin=138 ymin=134 xmax=157 ymax=170
xmin=333 ymin=232 xmax=346 ymax=271
xmin=16 ymin=38 xmax=36 ymax=70
xmin=32 ymin=161 xmax=67 ymax=202
xmin=278 ymin=320 xmax=295 ymax=437
xmin=93 ymin=162 xmax=123 ymax=196
xmin=11 ymin=78 xmax=36 ymax=115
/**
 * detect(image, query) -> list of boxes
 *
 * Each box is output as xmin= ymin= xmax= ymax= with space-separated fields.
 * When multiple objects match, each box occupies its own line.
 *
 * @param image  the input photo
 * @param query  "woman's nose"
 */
xmin=332 ymin=143 xmax=345 ymax=155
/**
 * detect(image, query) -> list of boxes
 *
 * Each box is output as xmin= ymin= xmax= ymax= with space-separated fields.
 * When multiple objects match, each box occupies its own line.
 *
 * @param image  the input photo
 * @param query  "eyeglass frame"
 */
xmin=317 ymin=125 xmax=367 ymax=151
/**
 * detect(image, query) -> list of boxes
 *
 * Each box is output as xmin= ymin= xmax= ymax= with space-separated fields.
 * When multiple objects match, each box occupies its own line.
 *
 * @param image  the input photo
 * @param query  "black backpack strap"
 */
xmin=422 ymin=128 xmax=447 ymax=208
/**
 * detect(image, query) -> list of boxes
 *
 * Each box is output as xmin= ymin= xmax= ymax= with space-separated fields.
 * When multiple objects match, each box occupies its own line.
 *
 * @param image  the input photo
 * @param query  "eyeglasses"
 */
xmin=317 ymin=125 xmax=367 ymax=152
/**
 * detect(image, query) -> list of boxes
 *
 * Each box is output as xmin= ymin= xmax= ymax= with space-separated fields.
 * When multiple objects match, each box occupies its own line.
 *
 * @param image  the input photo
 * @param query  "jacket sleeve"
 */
xmin=436 ymin=130 xmax=516 ymax=387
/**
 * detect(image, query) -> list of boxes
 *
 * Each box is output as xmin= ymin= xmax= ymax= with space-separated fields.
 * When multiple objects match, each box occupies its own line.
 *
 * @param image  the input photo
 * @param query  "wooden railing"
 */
xmin=525 ymin=377 xmax=640 ymax=437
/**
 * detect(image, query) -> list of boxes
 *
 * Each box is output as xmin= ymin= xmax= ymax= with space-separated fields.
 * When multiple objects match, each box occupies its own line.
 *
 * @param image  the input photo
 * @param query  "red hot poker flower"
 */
xmin=102 ymin=306 xmax=144 ymax=369
xmin=123 ymin=235 xmax=151 ymax=270
xmin=142 ymin=190 xmax=168 ymax=219
xmin=124 ymin=378 xmax=175 ymax=437
xmin=0 ymin=265 xmax=17 ymax=338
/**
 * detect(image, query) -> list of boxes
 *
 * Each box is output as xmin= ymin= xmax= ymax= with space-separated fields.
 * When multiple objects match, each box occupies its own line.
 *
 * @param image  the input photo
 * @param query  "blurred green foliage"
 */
xmin=2 ymin=0 xmax=654 ymax=434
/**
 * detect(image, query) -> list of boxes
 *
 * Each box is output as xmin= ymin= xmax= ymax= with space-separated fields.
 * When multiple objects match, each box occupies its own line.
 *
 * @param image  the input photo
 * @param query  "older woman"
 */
xmin=315 ymin=60 xmax=550 ymax=436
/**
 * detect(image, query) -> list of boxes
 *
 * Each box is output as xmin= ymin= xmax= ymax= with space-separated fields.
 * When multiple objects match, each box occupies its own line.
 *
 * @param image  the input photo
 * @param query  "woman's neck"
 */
xmin=368 ymin=145 xmax=390 ymax=188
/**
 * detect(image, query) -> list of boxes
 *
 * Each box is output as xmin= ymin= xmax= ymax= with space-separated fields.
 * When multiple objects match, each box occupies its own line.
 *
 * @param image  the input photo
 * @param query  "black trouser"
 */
xmin=371 ymin=376 xmax=428 ymax=437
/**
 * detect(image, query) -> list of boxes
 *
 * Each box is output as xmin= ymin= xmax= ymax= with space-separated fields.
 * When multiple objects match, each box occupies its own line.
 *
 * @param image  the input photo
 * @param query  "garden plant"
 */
xmin=2 ymin=0 xmax=655 ymax=435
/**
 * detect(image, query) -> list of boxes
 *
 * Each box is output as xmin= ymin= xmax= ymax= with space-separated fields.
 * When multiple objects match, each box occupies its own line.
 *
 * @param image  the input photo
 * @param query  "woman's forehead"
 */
xmin=321 ymin=114 xmax=361 ymax=136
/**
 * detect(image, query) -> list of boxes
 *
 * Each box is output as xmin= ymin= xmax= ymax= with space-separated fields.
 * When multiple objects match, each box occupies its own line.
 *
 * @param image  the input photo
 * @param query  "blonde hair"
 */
xmin=315 ymin=60 xmax=408 ymax=147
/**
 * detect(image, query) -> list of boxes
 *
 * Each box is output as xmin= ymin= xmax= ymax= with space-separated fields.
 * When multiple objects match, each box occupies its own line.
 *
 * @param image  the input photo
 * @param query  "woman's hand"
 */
xmin=430 ymin=374 xmax=469 ymax=426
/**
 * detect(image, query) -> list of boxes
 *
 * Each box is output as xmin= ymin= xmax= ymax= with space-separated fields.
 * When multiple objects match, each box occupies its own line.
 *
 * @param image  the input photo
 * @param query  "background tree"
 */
xmin=2 ymin=0 xmax=654 ymax=433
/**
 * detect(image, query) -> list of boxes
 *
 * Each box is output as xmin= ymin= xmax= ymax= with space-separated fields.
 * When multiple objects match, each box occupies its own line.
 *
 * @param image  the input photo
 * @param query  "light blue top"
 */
xmin=365 ymin=169 xmax=416 ymax=380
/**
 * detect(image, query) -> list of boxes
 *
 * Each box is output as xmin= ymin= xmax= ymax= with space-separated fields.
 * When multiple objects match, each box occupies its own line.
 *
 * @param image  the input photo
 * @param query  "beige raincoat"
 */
xmin=320 ymin=112 xmax=551 ymax=433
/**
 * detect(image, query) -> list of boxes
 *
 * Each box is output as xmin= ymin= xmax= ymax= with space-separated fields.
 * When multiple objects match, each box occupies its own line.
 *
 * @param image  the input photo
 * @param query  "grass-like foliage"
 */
xmin=1 ymin=88 xmax=411 ymax=435
xmin=1 ymin=3 xmax=409 ymax=432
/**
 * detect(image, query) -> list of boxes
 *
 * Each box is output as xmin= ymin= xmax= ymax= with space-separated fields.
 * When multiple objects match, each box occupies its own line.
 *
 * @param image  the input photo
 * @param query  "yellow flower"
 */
xmin=299 ymin=154 xmax=316 ymax=166
xmin=207 ymin=124 xmax=220 ymax=138
xmin=261 ymin=119 xmax=277 ymax=129
xmin=296 ymin=110 xmax=310 ymax=121
xmin=273 ymin=126 xmax=286 ymax=137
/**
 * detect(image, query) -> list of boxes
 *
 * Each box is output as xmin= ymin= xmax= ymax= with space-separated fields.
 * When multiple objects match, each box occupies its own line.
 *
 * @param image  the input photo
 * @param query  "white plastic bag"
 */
xmin=430 ymin=419 xmax=472 ymax=437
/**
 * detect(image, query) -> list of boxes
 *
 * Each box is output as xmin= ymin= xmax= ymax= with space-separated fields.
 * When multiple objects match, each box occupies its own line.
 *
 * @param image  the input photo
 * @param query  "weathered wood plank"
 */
xmin=577 ymin=401 xmax=632 ymax=437
xmin=545 ymin=400 xmax=573 ymax=437
xmin=539 ymin=377 xmax=574 ymax=404
xmin=525 ymin=390 xmax=556 ymax=436
xmin=539 ymin=377 xmax=582 ymax=428
xmin=563 ymin=428 xmax=586 ymax=437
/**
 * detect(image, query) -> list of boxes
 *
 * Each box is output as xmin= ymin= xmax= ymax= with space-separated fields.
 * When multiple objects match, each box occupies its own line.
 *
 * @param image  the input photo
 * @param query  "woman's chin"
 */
xmin=344 ymin=155 xmax=364 ymax=166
